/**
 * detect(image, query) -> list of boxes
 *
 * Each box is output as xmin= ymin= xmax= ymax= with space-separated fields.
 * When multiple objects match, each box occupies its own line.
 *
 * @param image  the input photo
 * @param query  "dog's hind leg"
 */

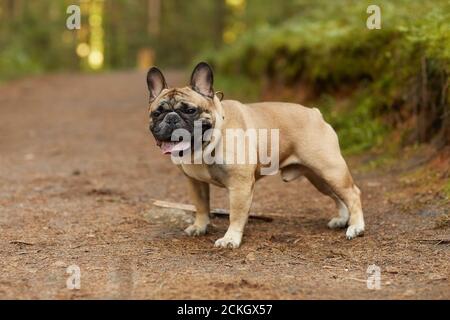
xmin=289 ymin=161 xmax=364 ymax=239
xmin=340 ymin=183 xmax=364 ymax=239
xmin=301 ymin=167 xmax=349 ymax=229
xmin=327 ymin=198 xmax=349 ymax=229
xmin=281 ymin=164 xmax=350 ymax=228
xmin=297 ymin=119 xmax=364 ymax=239
xmin=311 ymin=164 xmax=364 ymax=239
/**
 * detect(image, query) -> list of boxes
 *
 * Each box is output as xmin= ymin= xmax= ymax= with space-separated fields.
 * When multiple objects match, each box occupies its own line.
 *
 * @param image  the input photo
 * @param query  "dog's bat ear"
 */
xmin=190 ymin=62 xmax=214 ymax=98
xmin=147 ymin=67 xmax=167 ymax=101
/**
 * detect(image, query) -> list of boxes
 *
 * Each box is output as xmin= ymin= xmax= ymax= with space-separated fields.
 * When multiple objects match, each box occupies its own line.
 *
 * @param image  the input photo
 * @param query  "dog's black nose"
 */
xmin=164 ymin=112 xmax=181 ymax=125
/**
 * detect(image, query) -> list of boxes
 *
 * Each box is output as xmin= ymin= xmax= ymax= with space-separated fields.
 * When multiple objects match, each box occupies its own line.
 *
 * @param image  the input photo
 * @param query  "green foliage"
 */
xmin=0 ymin=0 xmax=227 ymax=79
xmin=205 ymin=0 xmax=450 ymax=152
xmin=0 ymin=1 xmax=78 ymax=81
xmin=213 ymin=73 xmax=261 ymax=102
xmin=0 ymin=40 xmax=43 ymax=80
xmin=319 ymin=93 xmax=387 ymax=154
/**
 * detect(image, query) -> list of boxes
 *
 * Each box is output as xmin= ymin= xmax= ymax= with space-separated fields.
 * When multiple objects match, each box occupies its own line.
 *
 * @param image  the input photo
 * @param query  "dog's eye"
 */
xmin=151 ymin=106 xmax=165 ymax=117
xmin=185 ymin=108 xmax=197 ymax=114
xmin=182 ymin=106 xmax=197 ymax=114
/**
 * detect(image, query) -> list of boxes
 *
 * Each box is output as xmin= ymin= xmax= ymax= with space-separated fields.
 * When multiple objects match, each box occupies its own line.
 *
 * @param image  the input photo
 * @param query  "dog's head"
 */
xmin=146 ymin=62 xmax=222 ymax=155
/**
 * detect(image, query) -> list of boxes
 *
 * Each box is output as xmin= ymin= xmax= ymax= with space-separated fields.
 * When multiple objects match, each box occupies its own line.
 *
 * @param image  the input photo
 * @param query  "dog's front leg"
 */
xmin=184 ymin=177 xmax=210 ymax=236
xmin=215 ymin=181 xmax=254 ymax=248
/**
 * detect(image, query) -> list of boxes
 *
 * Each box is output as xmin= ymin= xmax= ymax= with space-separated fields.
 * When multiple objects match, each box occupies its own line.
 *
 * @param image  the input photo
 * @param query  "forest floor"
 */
xmin=0 ymin=71 xmax=448 ymax=299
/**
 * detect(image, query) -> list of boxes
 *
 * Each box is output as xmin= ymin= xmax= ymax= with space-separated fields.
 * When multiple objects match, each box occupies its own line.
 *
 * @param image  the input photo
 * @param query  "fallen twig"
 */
xmin=10 ymin=240 xmax=34 ymax=246
xmin=414 ymin=238 xmax=450 ymax=245
xmin=153 ymin=200 xmax=273 ymax=222
xmin=343 ymin=277 xmax=367 ymax=283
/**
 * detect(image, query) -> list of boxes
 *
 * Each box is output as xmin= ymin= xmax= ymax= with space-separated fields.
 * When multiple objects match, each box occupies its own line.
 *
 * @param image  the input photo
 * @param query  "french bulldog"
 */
xmin=146 ymin=62 xmax=365 ymax=248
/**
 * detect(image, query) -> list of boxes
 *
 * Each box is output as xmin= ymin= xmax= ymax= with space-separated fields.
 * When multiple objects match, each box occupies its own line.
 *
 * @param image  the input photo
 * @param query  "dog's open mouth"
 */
xmin=156 ymin=140 xmax=191 ymax=155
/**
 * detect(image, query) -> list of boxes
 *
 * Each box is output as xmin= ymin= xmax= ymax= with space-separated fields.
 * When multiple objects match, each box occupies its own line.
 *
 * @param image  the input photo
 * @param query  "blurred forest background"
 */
xmin=0 ymin=0 xmax=449 ymax=153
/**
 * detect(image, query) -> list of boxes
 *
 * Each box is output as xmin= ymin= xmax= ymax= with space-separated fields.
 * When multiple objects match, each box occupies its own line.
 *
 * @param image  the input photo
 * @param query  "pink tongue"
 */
xmin=160 ymin=141 xmax=191 ymax=155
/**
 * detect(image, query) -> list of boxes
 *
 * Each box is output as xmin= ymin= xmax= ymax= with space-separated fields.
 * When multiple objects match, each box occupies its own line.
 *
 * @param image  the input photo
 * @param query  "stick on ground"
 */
xmin=152 ymin=199 xmax=273 ymax=222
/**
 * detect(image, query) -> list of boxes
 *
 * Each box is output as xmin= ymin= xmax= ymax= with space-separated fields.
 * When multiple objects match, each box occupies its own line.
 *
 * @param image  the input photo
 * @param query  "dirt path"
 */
xmin=0 ymin=71 xmax=448 ymax=299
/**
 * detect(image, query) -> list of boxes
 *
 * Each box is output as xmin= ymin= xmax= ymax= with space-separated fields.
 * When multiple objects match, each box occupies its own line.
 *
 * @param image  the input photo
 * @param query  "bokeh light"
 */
xmin=76 ymin=43 xmax=90 ymax=58
xmin=88 ymin=50 xmax=104 ymax=69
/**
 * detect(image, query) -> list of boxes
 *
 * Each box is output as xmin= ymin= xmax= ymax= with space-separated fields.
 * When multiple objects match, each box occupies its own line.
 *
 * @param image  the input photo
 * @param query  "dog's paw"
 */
xmin=214 ymin=231 xmax=242 ymax=249
xmin=184 ymin=224 xmax=207 ymax=236
xmin=214 ymin=236 xmax=241 ymax=248
xmin=345 ymin=224 xmax=364 ymax=239
xmin=328 ymin=217 xmax=348 ymax=229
